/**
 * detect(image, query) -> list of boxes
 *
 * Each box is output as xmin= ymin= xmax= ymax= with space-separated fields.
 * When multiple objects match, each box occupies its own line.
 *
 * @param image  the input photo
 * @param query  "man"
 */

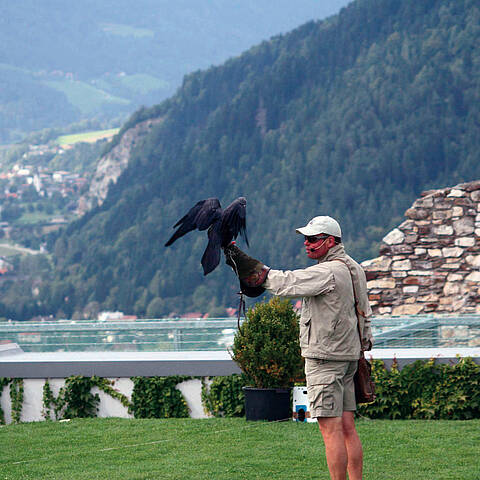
xmin=224 ymin=215 xmax=373 ymax=480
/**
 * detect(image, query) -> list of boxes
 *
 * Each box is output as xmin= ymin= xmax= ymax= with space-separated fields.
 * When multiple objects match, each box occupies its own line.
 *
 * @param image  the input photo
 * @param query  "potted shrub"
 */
xmin=230 ymin=297 xmax=305 ymax=421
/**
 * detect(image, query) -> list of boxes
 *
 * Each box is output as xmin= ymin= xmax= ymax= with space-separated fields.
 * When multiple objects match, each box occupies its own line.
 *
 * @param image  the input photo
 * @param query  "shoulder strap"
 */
xmin=331 ymin=259 xmax=365 ymax=351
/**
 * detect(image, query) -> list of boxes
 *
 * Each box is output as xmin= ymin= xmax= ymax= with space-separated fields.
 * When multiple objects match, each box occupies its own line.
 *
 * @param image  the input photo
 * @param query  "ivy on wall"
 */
xmin=42 ymin=379 xmax=56 ymax=420
xmin=10 ymin=379 xmax=24 ymax=423
xmin=42 ymin=376 xmax=131 ymax=420
xmin=0 ymin=378 xmax=24 ymax=424
xmin=202 ymin=374 xmax=246 ymax=417
xmin=129 ymin=376 xmax=191 ymax=419
xmin=2 ymin=358 xmax=480 ymax=424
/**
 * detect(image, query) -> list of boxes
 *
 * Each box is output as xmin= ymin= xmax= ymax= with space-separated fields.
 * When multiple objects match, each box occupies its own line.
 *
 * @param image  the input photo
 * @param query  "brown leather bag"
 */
xmin=334 ymin=259 xmax=376 ymax=404
xmin=355 ymin=351 xmax=376 ymax=404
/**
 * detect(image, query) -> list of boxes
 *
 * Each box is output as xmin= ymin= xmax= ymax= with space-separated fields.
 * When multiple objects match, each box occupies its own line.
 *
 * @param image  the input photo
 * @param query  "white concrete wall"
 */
xmin=0 ymin=378 xmax=209 ymax=424
xmin=1 ymin=384 xmax=12 ymax=424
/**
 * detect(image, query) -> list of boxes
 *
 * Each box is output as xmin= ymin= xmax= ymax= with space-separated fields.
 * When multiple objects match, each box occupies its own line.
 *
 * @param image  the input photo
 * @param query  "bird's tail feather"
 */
xmin=241 ymin=227 xmax=249 ymax=248
xmin=201 ymin=238 xmax=221 ymax=275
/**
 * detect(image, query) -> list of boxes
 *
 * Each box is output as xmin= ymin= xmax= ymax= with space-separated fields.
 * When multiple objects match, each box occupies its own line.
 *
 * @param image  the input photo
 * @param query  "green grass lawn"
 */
xmin=0 ymin=244 xmax=20 ymax=257
xmin=56 ymin=128 xmax=120 ymax=146
xmin=0 ymin=242 xmax=40 ymax=257
xmin=45 ymin=79 xmax=129 ymax=115
xmin=1 ymin=418 xmax=479 ymax=479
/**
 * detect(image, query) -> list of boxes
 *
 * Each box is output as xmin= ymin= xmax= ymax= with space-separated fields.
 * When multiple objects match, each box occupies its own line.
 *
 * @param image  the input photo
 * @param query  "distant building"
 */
xmin=98 ymin=311 xmax=137 ymax=322
xmin=53 ymin=171 xmax=69 ymax=182
xmin=33 ymin=174 xmax=42 ymax=193
xmin=180 ymin=312 xmax=203 ymax=319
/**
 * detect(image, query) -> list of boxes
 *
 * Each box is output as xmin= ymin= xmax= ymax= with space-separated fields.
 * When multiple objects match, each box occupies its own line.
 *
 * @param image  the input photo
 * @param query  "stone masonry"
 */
xmin=361 ymin=180 xmax=480 ymax=316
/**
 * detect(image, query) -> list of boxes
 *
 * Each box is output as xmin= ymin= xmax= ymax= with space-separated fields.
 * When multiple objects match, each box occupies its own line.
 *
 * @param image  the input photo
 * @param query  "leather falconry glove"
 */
xmin=224 ymin=243 xmax=270 ymax=297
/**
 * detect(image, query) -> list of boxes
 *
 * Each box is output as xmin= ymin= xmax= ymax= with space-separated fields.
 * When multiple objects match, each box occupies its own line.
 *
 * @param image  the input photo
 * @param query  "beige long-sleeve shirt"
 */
xmin=264 ymin=244 xmax=373 ymax=361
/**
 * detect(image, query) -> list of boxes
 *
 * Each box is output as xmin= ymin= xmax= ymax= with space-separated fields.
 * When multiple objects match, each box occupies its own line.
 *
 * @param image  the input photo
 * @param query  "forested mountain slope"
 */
xmin=40 ymin=0 xmax=480 ymax=318
xmin=0 ymin=0 xmax=347 ymax=143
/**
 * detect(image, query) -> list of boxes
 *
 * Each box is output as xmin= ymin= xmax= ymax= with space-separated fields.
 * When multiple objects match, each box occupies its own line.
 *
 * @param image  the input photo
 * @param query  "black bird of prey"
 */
xmin=165 ymin=197 xmax=249 ymax=275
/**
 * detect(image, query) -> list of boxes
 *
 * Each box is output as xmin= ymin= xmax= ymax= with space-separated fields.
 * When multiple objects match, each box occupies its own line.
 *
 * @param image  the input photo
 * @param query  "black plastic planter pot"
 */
xmin=243 ymin=387 xmax=291 ymax=421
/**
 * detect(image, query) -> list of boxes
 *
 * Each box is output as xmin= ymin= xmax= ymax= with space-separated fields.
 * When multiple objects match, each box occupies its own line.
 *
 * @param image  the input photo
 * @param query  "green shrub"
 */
xmin=231 ymin=297 xmax=305 ymax=389
xmin=358 ymin=357 xmax=480 ymax=420
xmin=415 ymin=357 xmax=480 ymax=420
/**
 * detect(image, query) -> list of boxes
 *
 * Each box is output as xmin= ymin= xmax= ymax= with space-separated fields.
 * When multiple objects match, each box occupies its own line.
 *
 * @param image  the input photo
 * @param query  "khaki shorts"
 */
xmin=305 ymin=358 xmax=358 ymax=418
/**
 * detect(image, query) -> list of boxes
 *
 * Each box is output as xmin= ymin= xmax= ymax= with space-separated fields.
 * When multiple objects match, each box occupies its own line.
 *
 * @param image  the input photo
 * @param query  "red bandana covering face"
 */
xmin=304 ymin=236 xmax=330 ymax=260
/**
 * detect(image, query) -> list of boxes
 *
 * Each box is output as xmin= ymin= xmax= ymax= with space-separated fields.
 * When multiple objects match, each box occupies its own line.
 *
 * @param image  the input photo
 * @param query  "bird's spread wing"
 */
xmin=194 ymin=198 xmax=222 ymax=230
xmin=220 ymin=197 xmax=249 ymax=247
xmin=165 ymin=198 xmax=221 ymax=246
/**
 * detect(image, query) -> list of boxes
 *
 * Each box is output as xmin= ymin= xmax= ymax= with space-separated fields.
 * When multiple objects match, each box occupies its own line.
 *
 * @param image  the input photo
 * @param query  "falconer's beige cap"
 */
xmin=296 ymin=216 xmax=342 ymax=237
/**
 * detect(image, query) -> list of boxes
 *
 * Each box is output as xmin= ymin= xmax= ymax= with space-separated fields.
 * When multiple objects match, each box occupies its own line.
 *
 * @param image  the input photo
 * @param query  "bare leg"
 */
xmin=317 ymin=417 xmax=348 ymax=480
xmin=342 ymin=411 xmax=363 ymax=480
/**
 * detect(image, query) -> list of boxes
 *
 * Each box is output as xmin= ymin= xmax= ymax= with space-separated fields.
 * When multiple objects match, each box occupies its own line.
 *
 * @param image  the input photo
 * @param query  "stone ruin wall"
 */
xmin=361 ymin=180 xmax=480 ymax=318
